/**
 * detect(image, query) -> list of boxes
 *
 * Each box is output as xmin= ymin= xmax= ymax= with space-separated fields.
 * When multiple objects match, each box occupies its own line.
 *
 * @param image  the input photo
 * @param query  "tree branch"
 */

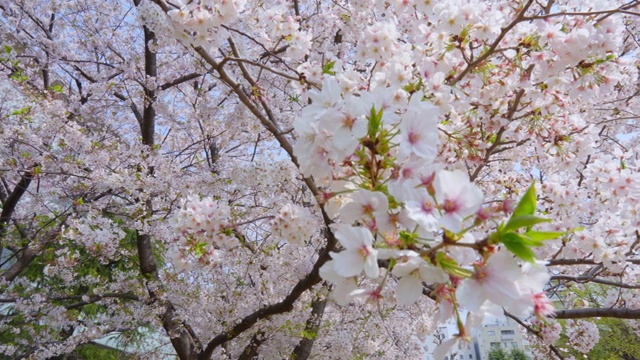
xmin=199 ymin=217 xmax=336 ymax=358
xmin=447 ymin=0 xmax=534 ymax=86
xmin=554 ymin=307 xmax=640 ymax=320
xmin=0 ymin=170 xmax=33 ymax=247
xmin=237 ymin=330 xmax=266 ymax=360
xmin=550 ymin=275 xmax=640 ymax=289
xmin=290 ymin=296 xmax=327 ymax=360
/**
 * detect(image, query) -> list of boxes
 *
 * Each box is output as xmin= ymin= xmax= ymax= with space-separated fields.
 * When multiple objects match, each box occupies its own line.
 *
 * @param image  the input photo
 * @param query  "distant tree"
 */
xmin=509 ymin=348 xmax=529 ymax=360
xmin=561 ymin=317 xmax=640 ymax=360
xmin=488 ymin=346 xmax=508 ymax=360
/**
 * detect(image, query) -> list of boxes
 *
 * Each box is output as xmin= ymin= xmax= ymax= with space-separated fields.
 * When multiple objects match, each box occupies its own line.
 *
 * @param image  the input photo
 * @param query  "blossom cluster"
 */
xmin=166 ymin=0 xmax=246 ymax=49
xmin=293 ymin=77 xmax=556 ymax=356
xmin=170 ymin=194 xmax=239 ymax=268
xmin=270 ymin=203 xmax=316 ymax=245
xmin=565 ymin=320 xmax=600 ymax=353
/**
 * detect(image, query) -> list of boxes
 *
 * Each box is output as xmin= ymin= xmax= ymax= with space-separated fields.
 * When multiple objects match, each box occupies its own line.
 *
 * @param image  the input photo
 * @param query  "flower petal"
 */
xmin=331 ymin=250 xmax=364 ymax=277
xmin=396 ymin=275 xmax=422 ymax=306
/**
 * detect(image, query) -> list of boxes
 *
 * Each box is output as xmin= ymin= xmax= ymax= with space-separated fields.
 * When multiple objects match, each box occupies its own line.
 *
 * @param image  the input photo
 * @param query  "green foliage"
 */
xmin=74 ymin=342 xmax=133 ymax=360
xmin=322 ymin=60 xmax=336 ymax=75
xmin=0 ymin=218 xmax=145 ymax=357
xmin=48 ymin=83 xmax=64 ymax=93
xmin=509 ymin=348 xmax=529 ymax=360
xmin=367 ymin=105 xmax=384 ymax=140
xmin=492 ymin=183 xmax=564 ymax=262
xmin=557 ymin=317 xmax=640 ymax=360
xmin=588 ymin=318 xmax=640 ymax=359
xmin=488 ymin=346 xmax=509 ymax=360
xmin=488 ymin=346 xmax=529 ymax=360
xmin=402 ymin=78 xmax=422 ymax=94
xmin=435 ymin=252 xmax=473 ymax=278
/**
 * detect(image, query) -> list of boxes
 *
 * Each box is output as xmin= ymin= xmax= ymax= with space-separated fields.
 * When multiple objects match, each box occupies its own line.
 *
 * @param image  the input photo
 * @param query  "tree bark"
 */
xmin=291 ymin=297 xmax=327 ymax=360
xmin=555 ymin=308 xmax=640 ymax=320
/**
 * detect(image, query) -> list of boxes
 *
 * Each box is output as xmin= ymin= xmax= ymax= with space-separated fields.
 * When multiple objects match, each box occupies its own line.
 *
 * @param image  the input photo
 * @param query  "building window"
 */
xmin=490 ymin=342 xmax=500 ymax=348
xmin=488 ymin=331 xmax=495 ymax=336
xmin=469 ymin=355 xmax=473 ymax=359
xmin=511 ymin=342 xmax=518 ymax=348
xmin=501 ymin=329 xmax=516 ymax=340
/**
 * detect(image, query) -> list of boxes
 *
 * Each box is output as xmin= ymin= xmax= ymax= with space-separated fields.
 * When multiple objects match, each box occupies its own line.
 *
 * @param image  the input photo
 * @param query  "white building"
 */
xmin=423 ymin=316 xmax=530 ymax=360
xmin=474 ymin=317 xmax=530 ymax=360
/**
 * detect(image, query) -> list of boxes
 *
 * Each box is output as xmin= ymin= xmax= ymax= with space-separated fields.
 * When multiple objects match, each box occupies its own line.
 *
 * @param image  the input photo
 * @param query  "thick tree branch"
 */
xmin=237 ymin=330 xmax=266 ymax=360
xmin=290 ymin=296 xmax=327 ymax=360
xmin=159 ymin=72 xmax=204 ymax=91
xmin=1 ymin=246 xmax=36 ymax=282
xmin=0 ymin=170 xmax=36 ymax=282
xmin=554 ymin=307 xmax=640 ymax=320
xmin=199 ymin=216 xmax=336 ymax=358
xmin=0 ymin=170 xmax=33 ymax=246
xmin=130 ymin=7 xmax=199 ymax=357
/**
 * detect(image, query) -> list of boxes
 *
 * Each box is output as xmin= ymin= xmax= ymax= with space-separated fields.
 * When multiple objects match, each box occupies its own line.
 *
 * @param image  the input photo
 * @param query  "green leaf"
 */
xmin=436 ymin=252 xmax=473 ymax=278
xmin=367 ymin=105 xmax=383 ymax=139
xmin=505 ymin=231 xmax=546 ymax=247
xmin=322 ymin=60 xmax=336 ymax=75
xmin=48 ymin=84 xmax=63 ymax=93
xmin=525 ymin=230 xmax=564 ymax=241
xmin=504 ymin=214 xmax=550 ymax=232
xmin=512 ymin=183 xmax=537 ymax=218
xmin=501 ymin=232 xmax=536 ymax=262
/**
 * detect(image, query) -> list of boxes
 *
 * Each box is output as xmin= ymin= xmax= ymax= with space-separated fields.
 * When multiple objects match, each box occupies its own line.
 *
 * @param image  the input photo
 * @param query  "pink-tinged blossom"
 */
xmin=435 ymin=284 xmax=456 ymax=324
xmin=388 ymin=160 xmax=440 ymax=202
xmin=509 ymin=260 xmax=552 ymax=317
xmin=400 ymin=111 xmax=438 ymax=160
xmin=532 ymin=318 xmax=562 ymax=345
xmin=566 ymin=320 xmax=600 ymax=353
xmin=398 ymin=95 xmax=439 ymax=161
xmin=329 ymin=224 xmax=379 ymax=278
xmin=319 ymin=260 xmax=358 ymax=305
xmin=392 ymin=252 xmax=448 ymax=305
xmin=404 ymin=188 xmax=440 ymax=234
xmin=302 ymin=77 xmax=342 ymax=120
xmin=532 ymin=293 xmax=554 ymax=318
xmin=456 ymin=250 xmax=523 ymax=314
xmin=270 ymin=203 xmax=316 ymax=245
xmin=340 ymin=189 xmax=389 ymax=225
xmin=434 ymin=170 xmax=484 ymax=233
xmin=350 ymin=287 xmax=384 ymax=305
xmin=319 ymin=95 xmax=369 ymax=155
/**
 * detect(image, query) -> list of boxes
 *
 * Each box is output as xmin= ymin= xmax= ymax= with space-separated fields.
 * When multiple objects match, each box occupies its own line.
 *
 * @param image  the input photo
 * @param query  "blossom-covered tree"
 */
xmin=0 ymin=0 xmax=639 ymax=359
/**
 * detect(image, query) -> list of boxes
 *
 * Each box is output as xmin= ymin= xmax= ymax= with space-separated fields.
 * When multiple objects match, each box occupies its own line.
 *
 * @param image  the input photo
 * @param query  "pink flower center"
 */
xmin=359 ymin=246 xmax=371 ymax=257
xmin=443 ymin=198 xmax=460 ymax=213
xmin=362 ymin=203 xmax=375 ymax=215
xmin=474 ymin=265 xmax=488 ymax=282
xmin=367 ymin=288 xmax=383 ymax=303
xmin=422 ymin=200 xmax=434 ymax=213
xmin=408 ymin=131 xmax=421 ymax=145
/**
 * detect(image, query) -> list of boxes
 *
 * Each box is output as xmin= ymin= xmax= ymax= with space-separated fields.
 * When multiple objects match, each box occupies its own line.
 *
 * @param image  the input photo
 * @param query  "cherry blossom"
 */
xmin=434 ymin=170 xmax=484 ymax=233
xmin=329 ymin=224 xmax=380 ymax=278
xmin=455 ymin=250 xmax=526 ymax=315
